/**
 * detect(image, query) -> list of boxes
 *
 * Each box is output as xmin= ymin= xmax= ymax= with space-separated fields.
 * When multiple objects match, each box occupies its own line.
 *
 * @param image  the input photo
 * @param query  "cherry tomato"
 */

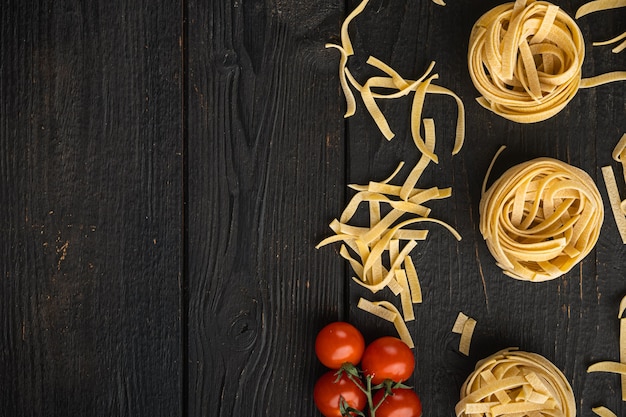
xmin=315 ymin=322 xmax=365 ymax=369
xmin=372 ymin=388 xmax=422 ymax=417
xmin=361 ymin=337 xmax=415 ymax=385
xmin=313 ymin=370 xmax=367 ymax=417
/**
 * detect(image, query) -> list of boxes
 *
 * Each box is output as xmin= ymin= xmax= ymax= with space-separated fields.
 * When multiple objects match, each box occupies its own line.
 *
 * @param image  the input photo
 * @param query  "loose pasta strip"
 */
xmin=587 ymin=295 xmax=626 ymax=401
xmin=404 ymin=256 xmax=422 ymax=303
xmin=593 ymin=31 xmax=626 ymax=53
xmin=456 ymin=348 xmax=576 ymax=417
xmin=358 ymin=298 xmax=414 ymax=348
xmin=575 ymin=0 xmax=626 ymax=19
xmin=451 ymin=312 xmax=477 ymax=356
xmin=326 ymin=0 xmax=464 ymax=154
xmin=322 ymin=0 xmax=462 ymax=347
xmin=592 ymin=406 xmax=618 ymax=417
xmin=479 ymin=149 xmax=604 ymax=281
xmin=468 ymin=0 xmax=625 ymax=122
xmin=601 ymin=166 xmax=626 ymax=244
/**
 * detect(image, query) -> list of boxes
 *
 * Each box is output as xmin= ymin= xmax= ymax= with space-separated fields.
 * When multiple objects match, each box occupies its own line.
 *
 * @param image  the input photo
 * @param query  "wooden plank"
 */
xmin=185 ymin=0 xmax=346 ymax=415
xmin=0 ymin=1 xmax=183 ymax=416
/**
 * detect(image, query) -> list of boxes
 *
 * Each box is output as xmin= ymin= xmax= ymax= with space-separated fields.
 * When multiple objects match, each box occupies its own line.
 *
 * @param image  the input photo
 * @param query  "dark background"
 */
xmin=1 ymin=0 xmax=625 ymax=415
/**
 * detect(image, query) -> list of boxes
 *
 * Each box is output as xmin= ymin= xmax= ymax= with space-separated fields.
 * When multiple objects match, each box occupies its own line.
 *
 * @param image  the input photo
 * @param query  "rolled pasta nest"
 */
xmin=479 ymin=156 xmax=603 ymax=282
xmin=468 ymin=0 xmax=584 ymax=123
xmin=456 ymin=348 xmax=576 ymax=417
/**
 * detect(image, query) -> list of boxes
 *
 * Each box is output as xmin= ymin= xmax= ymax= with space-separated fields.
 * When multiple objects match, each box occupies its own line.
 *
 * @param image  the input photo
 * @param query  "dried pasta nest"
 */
xmin=468 ymin=0 xmax=585 ymax=123
xmin=479 ymin=157 xmax=603 ymax=282
xmin=456 ymin=348 xmax=576 ymax=417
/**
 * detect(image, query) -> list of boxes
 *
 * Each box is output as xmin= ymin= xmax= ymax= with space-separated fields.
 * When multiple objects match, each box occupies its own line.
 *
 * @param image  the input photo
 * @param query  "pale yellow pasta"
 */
xmin=395 ymin=269 xmax=415 ymax=321
xmin=404 ymin=256 xmax=423 ymax=303
xmin=593 ymin=32 xmax=626 ymax=53
xmin=601 ymin=166 xmax=626 ymax=244
xmin=357 ymin=297 xmax=397 ymax=323
xmin=575 ymin=0 xmax=626 ymax=19
xmin=592 ymin=406 xmax=618 ymax=417
xmin=452 ymin=312 xmax=470 ymax=334
xmin=451 ymin=312 xmax=477 ymax=356
xmin=586 ymin=295 xmax=626 ymax=401
xmin=468 ymin=0 xmax=626 ymax=123
xmin=456 ymin=348 xmax=576 ymax=417
xmin=321 ymin=0 xmax=461 ymax=346
xmin=480 ymin=152 xmax=604 ymax=281
xmin=327 ymin=0 xmax=464 ymax=153
xmin=375 ymin=300 xmax=415 ymax=348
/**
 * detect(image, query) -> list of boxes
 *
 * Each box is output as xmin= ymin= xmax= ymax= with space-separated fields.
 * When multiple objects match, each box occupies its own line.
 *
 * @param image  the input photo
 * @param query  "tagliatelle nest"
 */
xmin=479 ymin=150 xmax=603 ymax=281
xmin=467 ymin=0 xmax=626 ymax=123
xmin=456 ymin=348 xmax=576 ymax=417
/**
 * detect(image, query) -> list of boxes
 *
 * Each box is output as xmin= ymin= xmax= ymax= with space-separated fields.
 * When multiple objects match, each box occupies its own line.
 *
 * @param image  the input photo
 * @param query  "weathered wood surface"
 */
xmin=2 ymin=0 xmax=626 ymax=416
xmin=0 ymin=1 xmax=183 ymax=416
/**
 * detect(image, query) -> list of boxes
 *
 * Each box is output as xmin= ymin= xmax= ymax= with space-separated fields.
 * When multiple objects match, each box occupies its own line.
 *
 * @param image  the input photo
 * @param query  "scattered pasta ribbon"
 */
xmin=576 ymin=0 xmax=626 ymax=53
xmin=317 ymin=141 xmax=460 ymax=342
xmin=592 ymin=406 xmax=618 ymax=417
xmin=357 ymin=298 xmax=415 ymax=348
xmin=467 ymin=0 xmax=626 ymax=123
xmin=322 ymin=0 xmax=462 ymax=346
xmin=479 ymin=147 xmax=604 ymax=281
xmin=326 ymin=0 xmax=465 ymax=162
xmin=602 ymin=166 xmax=626 ymax=243
xmin=451 ymin=312 xmax=477 ymax=356
xmin=586 ymin=294 xmax=626 ymax=401
xmin=316 ymin=159 xmax=461 ymax=294
xmin=456 ymin=348 xmax=576 ymax=417
xmin=601 ymin=134 xmax=626 ymax=243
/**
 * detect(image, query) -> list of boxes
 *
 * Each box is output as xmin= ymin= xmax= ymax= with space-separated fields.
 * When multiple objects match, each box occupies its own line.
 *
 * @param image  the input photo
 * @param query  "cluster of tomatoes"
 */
xmin=313 ymin=322 xmax=422 ymax=417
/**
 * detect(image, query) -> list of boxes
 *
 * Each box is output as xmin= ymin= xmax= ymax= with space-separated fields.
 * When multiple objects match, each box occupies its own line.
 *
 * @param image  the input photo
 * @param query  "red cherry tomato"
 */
xmin=315 ymin=322 xmax=365 ymax=369
xmin=373 ymin=388 xmax=422 ymax=417
xmin=313 ymin=370 xmax=367 ymax=417
xmin=361 ymin=337 xmax=415 ymax=385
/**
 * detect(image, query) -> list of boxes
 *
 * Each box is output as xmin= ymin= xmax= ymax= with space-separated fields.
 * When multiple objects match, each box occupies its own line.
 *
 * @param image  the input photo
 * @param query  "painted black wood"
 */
xmin=2 ymin=0 xmax=626 ymax=416
xmin=0 ymin=1 xmax=183 ymax=416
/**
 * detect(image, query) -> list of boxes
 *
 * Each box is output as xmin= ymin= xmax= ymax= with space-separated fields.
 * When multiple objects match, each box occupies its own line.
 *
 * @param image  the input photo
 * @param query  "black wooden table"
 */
xmin=1 ymin=0 xmax=625 ymax=416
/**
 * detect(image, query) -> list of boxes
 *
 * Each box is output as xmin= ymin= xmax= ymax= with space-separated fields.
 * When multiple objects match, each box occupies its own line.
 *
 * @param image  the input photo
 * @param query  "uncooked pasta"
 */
xmin=479 ymin=149 xmax=604 ymax=281
xmin=467 ymin=0 xmax=626 ymax=122
xmin=456 ymin=348 xmax=576 ymax=417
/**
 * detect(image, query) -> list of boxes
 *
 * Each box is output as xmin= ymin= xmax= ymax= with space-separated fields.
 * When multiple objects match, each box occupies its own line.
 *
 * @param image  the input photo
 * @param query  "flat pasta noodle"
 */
xmin=321 ymin=0 xmax=461 ymax=349
xmin=404 ymin=256 xmax=423 ymax=303
xmin=575 ymin=0 xmax=626 ymax=19
xmin=459 ymin=317 xmax=476 ymax=356
xmin=601 ymin=166 xmax=626 ymax=244
xmin=328 ymin=0 xmax=464 ymax=154
xmin=456 ymin=348 xmax=576 ymax=417
xmin=468 ymin=0 xmax=625 ymax=122
xmin=451 ymin=312 xmax=476 ymax=355
xmin=452 ymin=312 xmax=470 ymax=334
xmin=592 ymin=406 xmax=618 ymax=417
xmin=375 ymin=301 xmax=415 ymax=348
xmin=587 ymin=361 xmax=626 ymax=374
xmin=586 ymin=294 xmax=626 ymax=401
xmin=394 ymin=269 xmax=415 ymax=321
xmin=357 ymin=297 xmax=397 ymax=323
xmin=593 ymin=31 xmax=626 ymax=53
xmin=479 ymin=151 xmax=604 ymax=281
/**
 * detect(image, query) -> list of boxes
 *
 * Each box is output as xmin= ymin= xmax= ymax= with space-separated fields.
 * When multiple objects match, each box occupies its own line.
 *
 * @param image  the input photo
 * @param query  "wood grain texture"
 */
xmin=0 ymin=1 xmax=183 ymax=416
xmin=185 ymin=0 xmax=346 ymax=415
